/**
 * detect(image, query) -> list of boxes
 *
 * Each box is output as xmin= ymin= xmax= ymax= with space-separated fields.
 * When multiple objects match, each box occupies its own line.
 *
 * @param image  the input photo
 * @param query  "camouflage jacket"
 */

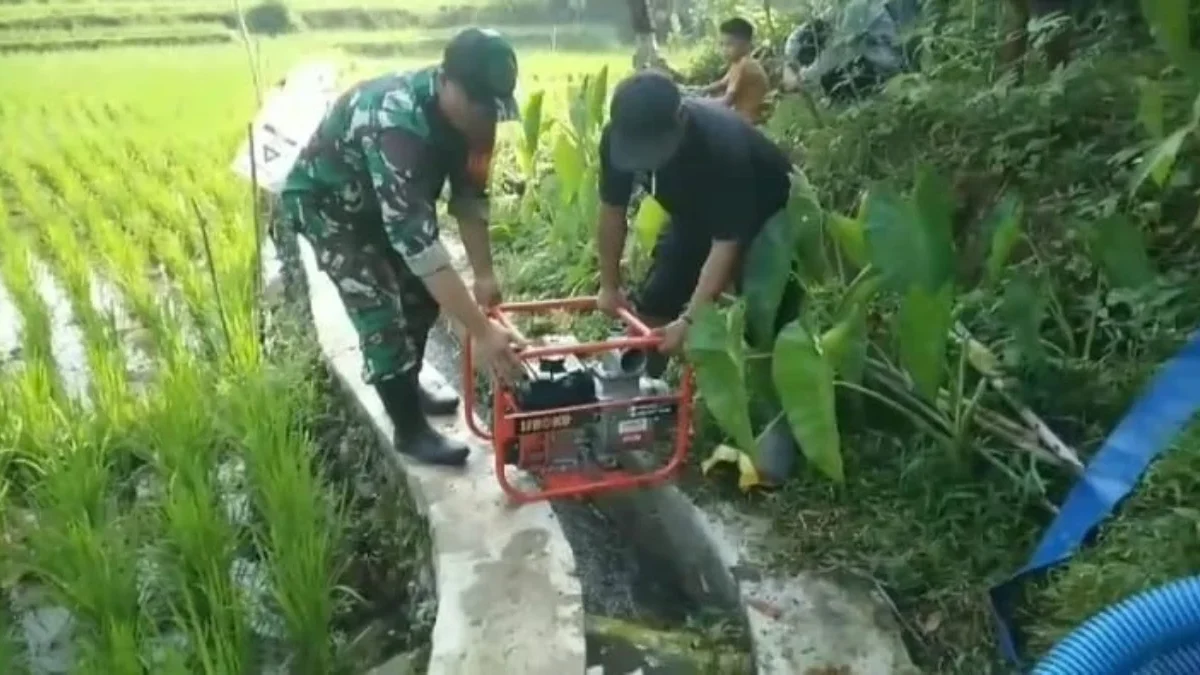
xmin=282 ymin=65 xmax=493 ymax=277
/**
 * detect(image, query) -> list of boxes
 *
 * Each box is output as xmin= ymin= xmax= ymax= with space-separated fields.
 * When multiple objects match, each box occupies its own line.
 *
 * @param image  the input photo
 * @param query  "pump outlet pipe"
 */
xmin=1033 ymin=575 xmax=1200 ymax=675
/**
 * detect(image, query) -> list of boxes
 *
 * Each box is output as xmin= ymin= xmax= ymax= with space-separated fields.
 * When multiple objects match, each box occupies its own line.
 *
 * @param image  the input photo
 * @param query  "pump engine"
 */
xmin=463 ymin=297 xmax=694 ymax=504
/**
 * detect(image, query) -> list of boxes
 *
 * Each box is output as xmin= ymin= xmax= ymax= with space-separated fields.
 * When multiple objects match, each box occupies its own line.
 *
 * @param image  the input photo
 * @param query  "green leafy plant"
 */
xmin=1131 ymin=0 xmax=1200 ymax=197
xmin=496 ymin=66 xmax=670 ymax=298
xmin=685 ymin=177 xmax=844 ymax=485
xmin=243 ymin=1 xmax=302 ymax=36
xmin=688 ymin=166 xmax=1089 ymax=491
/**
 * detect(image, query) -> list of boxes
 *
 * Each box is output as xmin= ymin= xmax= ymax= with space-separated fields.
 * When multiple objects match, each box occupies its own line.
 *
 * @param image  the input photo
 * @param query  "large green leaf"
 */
xmin=1088 ymin=214 xmax=1156 ymax=289
xmin=911 ymin=167 xmax=956 ymax=288
xmin=743 ymin=197 xmax=816 ymax=350
xmin=632 ymin=194 xmax=668 ymax=252
xmin=863 ymin=187 xmax=913 ymax=290
xmin=519 ymin=90 xmax=545 ymax=177
xmin=1137 ymin=77 xmax=1165 ymax=139
xmin=837 ymin=269 xmax=883 ymax=315
xmin=772 ymin=320 xmax=843 ymax=483
xmin=578 ymin=164 xmax=599 ymax=225
xmin=787 ymin=165 xmax=821 ymax=204
xmin=793 ymin=195 xmax=827 ymax=284
xmin=982 ymin=194 xmax=1023 ymax=286
xmin=820 ymin=310 xmax=867 ymax=384
xmin=1140 ymin=0 xmax=1194 ymax=74
xmin=827 ymin=212 xmax=868 ymax=268
xmin=727 ymin=302 xmax=748 ymax=355
xmin=827 ymin=270 xmax=880 ymax=384
xmin=586 ymin=66 xmax=609 ymax=137
xmin=1130 ymin=126 xmax=1190 ymax=195
xmin=551 ymin=131 xmax=584 ymax=206
xmin=569 ymin=74 xmax=592 ymax=139
xmin=897 ymin=282 xmax=954 ymax=401
xmin=863 ymin=175 xmax=953 ymax=292
xmin=684 ymin=304 xmax=756 ymax=454
xmin=1001 ymin=272 xmax=1046 ymax=367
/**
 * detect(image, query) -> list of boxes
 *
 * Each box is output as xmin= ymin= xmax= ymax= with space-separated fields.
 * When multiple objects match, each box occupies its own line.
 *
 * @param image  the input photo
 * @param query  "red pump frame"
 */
xmin=463 ymin=297 xmax=694 ymax=505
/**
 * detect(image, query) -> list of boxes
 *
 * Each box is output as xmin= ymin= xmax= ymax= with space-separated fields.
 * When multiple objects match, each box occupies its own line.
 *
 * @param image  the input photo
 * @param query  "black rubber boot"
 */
xmin=417 ymin=373 xmax=460 ymax=416
xmin=376 ymin=375 xmax=470 ymax=467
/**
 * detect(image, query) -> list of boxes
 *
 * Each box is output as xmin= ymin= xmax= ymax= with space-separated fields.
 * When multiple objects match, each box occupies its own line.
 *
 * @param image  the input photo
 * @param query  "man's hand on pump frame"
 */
xmin=596 ymin=285 xmax=629 ymax=318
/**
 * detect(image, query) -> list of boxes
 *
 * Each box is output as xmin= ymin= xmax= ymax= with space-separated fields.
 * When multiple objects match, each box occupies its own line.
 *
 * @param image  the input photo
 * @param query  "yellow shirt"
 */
xmin=724 ymin=56 xmax=769 ymax=124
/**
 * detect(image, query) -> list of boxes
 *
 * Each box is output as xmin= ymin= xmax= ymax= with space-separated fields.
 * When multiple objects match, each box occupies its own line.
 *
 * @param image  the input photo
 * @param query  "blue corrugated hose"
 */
xmin=1032 ymin=575 xmax=1200 ymax=674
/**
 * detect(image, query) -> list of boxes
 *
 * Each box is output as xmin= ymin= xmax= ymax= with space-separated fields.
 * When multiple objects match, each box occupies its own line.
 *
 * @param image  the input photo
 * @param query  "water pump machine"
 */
xmin=463 ymin=297 xmax=694 ymax=504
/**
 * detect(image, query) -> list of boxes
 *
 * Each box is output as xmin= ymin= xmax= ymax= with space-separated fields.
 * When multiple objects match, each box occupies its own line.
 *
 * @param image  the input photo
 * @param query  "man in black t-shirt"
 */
xmin=596 ymin=69 xmax=800 ymax=362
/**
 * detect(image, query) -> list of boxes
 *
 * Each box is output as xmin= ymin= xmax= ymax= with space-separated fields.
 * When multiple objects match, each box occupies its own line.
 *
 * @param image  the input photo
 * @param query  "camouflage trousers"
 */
xmin=279 ymin=194 xmax=439 ymax=384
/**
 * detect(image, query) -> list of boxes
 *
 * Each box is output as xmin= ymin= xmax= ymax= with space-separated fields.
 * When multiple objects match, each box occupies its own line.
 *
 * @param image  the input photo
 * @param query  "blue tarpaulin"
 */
xmin=988 ymin=330 xmax=1200 ymax=663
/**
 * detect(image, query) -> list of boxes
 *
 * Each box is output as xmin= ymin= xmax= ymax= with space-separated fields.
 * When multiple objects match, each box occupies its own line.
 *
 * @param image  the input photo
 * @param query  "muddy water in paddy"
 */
xmin=87 ymin=270 xmax=156 ymax=388
xmin=15 ymin=257 xmax=158 ymax=398
xmin=0 ymin=279 xmax=20 ymax=369
xmin=30 ymin=259 xmax=88 ymax=401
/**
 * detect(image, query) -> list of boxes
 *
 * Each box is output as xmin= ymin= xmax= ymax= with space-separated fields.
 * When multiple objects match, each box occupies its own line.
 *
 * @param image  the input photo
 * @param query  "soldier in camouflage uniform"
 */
xmin=280 ymin=28 xmax=526 ymax=466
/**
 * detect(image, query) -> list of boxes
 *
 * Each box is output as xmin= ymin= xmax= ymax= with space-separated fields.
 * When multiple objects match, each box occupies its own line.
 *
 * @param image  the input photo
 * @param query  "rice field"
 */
xmin=0 ymin=0 xmax=652 ymax=659
xmin=0 ymin=0 xmax=613 ymax=54
xmin=0 ymin=43 xmax=356 ymax=673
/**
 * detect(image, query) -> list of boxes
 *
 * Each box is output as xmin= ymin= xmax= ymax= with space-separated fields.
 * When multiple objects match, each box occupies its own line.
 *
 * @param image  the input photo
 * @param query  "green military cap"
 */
xmin=442 ymin=27 xmax=520 ymax=122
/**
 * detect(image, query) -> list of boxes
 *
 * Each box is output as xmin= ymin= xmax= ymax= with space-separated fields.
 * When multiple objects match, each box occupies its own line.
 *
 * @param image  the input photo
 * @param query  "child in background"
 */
xmin=699 ymin=17 xmax=769 ymax=124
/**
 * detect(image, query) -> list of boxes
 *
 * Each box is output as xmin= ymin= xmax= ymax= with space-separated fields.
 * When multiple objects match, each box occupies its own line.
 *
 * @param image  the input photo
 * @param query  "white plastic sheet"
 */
xmin=229 ymin=61 xmax=341 ymax=194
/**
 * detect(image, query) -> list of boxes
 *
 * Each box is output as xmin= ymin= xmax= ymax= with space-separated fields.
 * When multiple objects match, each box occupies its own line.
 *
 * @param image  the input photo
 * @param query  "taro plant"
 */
xmin=547 ymin=66 xmax=609 ymax=240
xmin=515 ymin=89 xmax=546 ymax=221
xmin=498 ymin=66 xmax=669 ymax=297
xmin=690 ymin=166 xmax=1088 ymax=493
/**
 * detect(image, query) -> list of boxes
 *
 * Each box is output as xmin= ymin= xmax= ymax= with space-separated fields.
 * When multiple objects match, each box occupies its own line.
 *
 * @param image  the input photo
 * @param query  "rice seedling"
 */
xmin=15 ymin=423 xmax=146 ymax=675
xmin=30 ymin=139 xmax=175 ymax=355
xmin=4 ymin=141 xmax=146 ymax=412
xmin=141 ymin=353 xmax=255 ymax=673
xmin=223 ymin=358 xmax=344 ymax=674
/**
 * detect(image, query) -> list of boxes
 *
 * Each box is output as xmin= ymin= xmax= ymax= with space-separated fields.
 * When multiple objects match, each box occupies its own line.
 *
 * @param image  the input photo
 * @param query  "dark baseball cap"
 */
xmin=608 ymin=69 xmax=685 ymax=172
xmin=442 ymin=27 xmax=520 ymax=122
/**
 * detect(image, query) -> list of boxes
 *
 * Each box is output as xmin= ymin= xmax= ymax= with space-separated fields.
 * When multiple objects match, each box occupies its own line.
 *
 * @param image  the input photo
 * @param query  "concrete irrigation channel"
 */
xmin=275 ymin=231 xmax=920 ymax=675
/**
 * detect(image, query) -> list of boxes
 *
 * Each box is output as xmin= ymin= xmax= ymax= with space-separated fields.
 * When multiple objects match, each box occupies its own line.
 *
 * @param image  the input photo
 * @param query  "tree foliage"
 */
xmin=244 ymin=1 xmax=302 ymax=36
